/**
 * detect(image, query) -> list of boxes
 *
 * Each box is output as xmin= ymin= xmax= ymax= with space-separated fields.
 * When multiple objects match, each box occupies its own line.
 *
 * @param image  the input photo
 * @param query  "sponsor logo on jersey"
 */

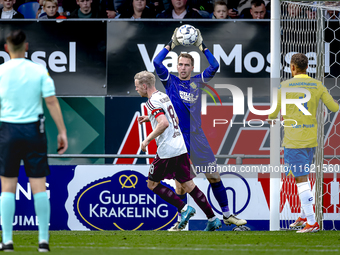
xmin=190 ymin=82 xmax=197 ymax=89
xmin=179 ymin=90 xmax=199 ymax=103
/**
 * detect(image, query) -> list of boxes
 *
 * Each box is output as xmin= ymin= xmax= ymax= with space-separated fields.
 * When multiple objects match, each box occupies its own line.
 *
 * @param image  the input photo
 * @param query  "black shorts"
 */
xmin=0 ymin=121 xmax=50 ymax=178
xmin=148 ymin=153 xmax=196 ymax=183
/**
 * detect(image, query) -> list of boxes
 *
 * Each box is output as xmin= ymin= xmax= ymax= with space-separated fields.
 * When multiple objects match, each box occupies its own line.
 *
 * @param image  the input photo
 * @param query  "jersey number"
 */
xmin=167 ymin=105 xmax=179 ymax=130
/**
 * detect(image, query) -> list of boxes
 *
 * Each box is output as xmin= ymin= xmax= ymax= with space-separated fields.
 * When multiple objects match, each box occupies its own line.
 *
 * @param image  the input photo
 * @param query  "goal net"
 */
xmin=280 ymin=1 xmax=340 ymax=230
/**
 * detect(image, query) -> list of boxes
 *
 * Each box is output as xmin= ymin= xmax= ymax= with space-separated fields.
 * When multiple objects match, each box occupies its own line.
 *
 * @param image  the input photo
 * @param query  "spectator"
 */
xmin=91 ymin=0 xmax=119 ymax=18
xmin=265 ymin=0 xmax=270 ymax=11
xmin=148 ymin=0 xmax=165 ymax=16
xmin=38 ymin=0 xmax=66 ymax=19
xmin=211 ymin=0 xmax=229 ymax=19
xmin=80 ymin=0 xmax=127 ymax=19
xmin=227 ymin=1 xmax=239 ymax=19
xmin=68 ymin=0 xmax=104 ymax=18
xmin=62 ymin=0 xmax=77 ymax=16
xmin=306 ymin=7 xmax=316 ymax=20
xmin=286 ymin=2 xmax=303 ymax=18
xmin=235 ymin=0 xmax=269 ymax=14
xmin=157 ymin=0 xmax=202 ymax=19
xmin=36 ymin=0 xmax=44 ymax=18
xmin=0 ymin=0 xmax=24 ymax=19
xmin=324 ymin=1 xmax=340 ymax=20
xmin=37 ymin=0 xmax=63 ymax=15
xmin=191 ymin=0 xmax=213 ymax=18
xmin=118 ymin=0 xmax=156 ymax=19
xmin=148 ymin=0 xmax=169 ymax=14
xmin=13 ymin=0 xmax=26 ymax=10
xmin=240 ymin=0 xmax=270 ymax=19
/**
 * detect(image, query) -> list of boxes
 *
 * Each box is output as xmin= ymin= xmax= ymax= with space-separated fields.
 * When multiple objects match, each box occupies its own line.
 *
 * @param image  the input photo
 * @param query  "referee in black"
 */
xmin=0 ymin=30 xmax=68 ymax=252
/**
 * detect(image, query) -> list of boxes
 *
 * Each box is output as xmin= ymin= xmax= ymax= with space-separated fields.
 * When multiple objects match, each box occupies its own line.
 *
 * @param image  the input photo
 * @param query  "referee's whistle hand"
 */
xmin=57 ymin=133 xmax=68 ymax=154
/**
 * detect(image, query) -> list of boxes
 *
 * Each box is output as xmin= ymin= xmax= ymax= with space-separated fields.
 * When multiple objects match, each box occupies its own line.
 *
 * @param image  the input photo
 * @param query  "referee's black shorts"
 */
xmin=0 ymin=121 xmax=50 ymax=178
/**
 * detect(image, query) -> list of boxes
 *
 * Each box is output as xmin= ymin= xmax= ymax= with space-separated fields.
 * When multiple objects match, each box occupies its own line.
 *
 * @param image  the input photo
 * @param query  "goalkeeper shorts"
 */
xmin=182 ymin=128 xmax=217 ymax=173
xmin=284 ymin=147 xmax=316 ymax=177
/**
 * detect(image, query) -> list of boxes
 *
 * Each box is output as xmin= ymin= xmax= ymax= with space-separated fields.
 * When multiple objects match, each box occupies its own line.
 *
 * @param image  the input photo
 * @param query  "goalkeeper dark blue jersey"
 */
xmin=153 ymin=48 xmax=219 ymax=134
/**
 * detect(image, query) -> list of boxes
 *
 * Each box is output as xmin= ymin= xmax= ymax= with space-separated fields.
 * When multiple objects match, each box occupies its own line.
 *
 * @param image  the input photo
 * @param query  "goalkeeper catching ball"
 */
xmin=153 ymin=27 xmax=248 ymax=231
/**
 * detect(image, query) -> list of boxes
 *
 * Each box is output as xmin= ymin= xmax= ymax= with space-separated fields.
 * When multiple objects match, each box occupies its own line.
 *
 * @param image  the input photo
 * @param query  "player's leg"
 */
xmin=148 ymin=155 xmax=195 ymax=230
xmin=175 ymin=153 xmax=221 ymax=231
xmin=191 ymin=130 xmax=247 ymax=226
xmin=289 ymin=179 xmax=307 ymax=228
xmin=285 ymin=147 xmax=319 ymax=233
xmin=205 ymin=172 xmax=229 ymax=215
xmin=147 ymin=179 xmax=186 ymax=212
xmin=181 ymin=179 xmax=222 ymax=231
xmin=147 ymin=179 xmax=195 ymax=230
xmin=29 ymin=177 xmax=50 ymax=251
xmin=0 ymin=177 xmax=17 ymax=251
xmin=295 ymin=174 xmax=319 ymax=233
xmin=204 ymin=172 xmax=247 ymax=226
xmin=0 ymin=122 xmax=23 ymax=251
xmin=285 ymin=148 xmax=307 ymax=228
xmin=168 ymin=180 xmax=187 ymax=231
xmin=23 ymin=121 xmax=51 ymax=251
xmin=295 ymin=175 xmax=317 ymax=230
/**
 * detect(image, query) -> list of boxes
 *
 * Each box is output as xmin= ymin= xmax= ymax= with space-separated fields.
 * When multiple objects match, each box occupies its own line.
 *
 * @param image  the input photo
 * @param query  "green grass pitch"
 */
xmin=8 ymin=230 xmax=340 ymax=254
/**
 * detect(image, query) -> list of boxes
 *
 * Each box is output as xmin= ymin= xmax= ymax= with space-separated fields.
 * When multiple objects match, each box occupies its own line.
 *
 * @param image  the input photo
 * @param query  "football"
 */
xmin=176 ymin=24 xmax=198 ymax=47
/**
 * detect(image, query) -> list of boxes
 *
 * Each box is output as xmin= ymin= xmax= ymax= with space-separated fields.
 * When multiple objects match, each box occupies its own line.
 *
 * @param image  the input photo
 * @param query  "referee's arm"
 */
xmin=44 ymin=96 xmax=68 ymax=154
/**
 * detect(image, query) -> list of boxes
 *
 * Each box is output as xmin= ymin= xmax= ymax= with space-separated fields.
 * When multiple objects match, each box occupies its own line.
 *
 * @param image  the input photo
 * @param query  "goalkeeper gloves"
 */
xmin=167 ymin=27 xmax=180 ymax=51
xmin=193 ymin=29 xmax=206 ymax=52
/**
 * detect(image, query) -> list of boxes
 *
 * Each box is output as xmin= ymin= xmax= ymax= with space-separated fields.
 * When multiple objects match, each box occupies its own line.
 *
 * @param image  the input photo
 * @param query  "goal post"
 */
xmin=269 ymin=0 xmax=281 ymax=231
xmin=272 ymin=1 xmax=340 ymax=231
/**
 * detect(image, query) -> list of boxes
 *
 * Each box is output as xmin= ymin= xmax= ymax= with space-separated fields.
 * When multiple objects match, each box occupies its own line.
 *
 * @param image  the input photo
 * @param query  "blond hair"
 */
xmin=134 ymin=71 xmax=156 ymax=88
xmin=43 ymin=0 xmax=58 ymax=7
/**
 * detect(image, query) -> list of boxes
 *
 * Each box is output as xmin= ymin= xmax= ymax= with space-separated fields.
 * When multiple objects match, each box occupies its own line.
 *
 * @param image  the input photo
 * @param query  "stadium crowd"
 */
xmin=2 ymin=0 xmax=339 ymax=20
xmin=0 ymin=0 xmax=274 ymax=20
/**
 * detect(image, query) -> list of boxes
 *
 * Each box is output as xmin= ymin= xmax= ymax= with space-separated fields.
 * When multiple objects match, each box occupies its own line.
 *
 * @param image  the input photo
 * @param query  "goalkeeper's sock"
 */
xmin=177 ymin=193 xmax=187 ymax=221
xmin=153 ymin=184 xmax=185 ymax=211
xmin=211 ymin=181 xmax=230 ymax=217
xmin=1 ymin=192 xmax=15 ymax=244
xmin=297 ymin=182 xmax=316 ymax=225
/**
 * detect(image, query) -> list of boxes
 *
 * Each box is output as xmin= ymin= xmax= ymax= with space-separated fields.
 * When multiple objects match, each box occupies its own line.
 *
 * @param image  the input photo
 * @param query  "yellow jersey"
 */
xmin=268 ymin=74 xmax=339 ymax=148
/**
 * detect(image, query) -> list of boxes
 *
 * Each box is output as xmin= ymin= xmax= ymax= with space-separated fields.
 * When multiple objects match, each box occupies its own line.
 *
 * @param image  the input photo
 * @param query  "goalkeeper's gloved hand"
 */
xmin=193 ymin=29 xmax=206 ymax=52
xmin=167 ymin=27 xmax=180 ymax=51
